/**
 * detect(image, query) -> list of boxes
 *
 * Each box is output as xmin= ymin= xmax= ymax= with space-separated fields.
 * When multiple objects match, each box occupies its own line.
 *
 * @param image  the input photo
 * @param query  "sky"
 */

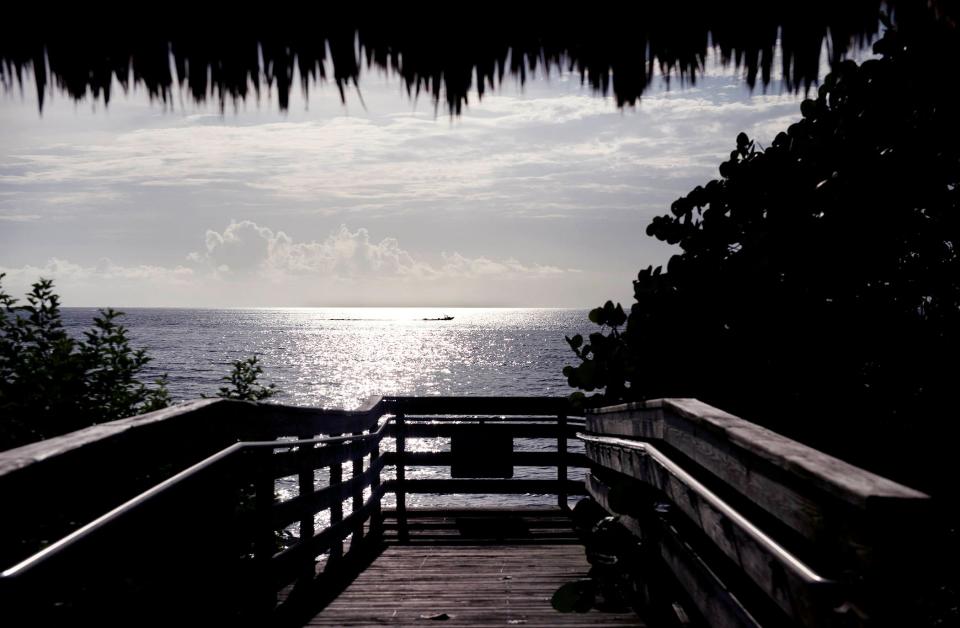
xmin=0 ymin=47 xmax=849 ymax=308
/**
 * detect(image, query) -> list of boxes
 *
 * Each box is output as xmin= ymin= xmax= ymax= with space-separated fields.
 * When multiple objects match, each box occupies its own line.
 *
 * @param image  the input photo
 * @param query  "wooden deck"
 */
xmin=307 ymin=544 xmax=642 ymax=627
xmin=300 ymin=509 xmax=642 ymax=626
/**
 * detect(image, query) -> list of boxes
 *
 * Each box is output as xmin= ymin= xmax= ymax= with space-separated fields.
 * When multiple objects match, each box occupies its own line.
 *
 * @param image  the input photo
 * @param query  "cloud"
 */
xmin=192 ymin=220 xmax=562 ymax=281
xmin=439 ymin=252 xmax=564 ymax=279
xmin=0 ymin=213 xmax=41 ymax=222
xmin=0 ymin=258 xmax=195 ymax=304
xmin=200 ymin=220 xmax=276 ymax=274
xmin=0 ymin=67 xmax=823 ymax=307
xmin=0 ymin=221 xmax=572 ymax=306
xmin=0 ymin=257 xmax=194 ymax=282
xmin=0 ymin=77 xmax=805 ymax=221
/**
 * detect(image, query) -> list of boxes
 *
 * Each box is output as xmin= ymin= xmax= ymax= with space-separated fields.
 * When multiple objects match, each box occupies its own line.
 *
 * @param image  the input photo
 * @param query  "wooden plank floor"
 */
xmin=306 ymin=545 xmax=643 ymax=627
xmin=380 ymin=508 xmax=585 ymax=545
xmin=305 ymin=509 xmax=645 ymax=627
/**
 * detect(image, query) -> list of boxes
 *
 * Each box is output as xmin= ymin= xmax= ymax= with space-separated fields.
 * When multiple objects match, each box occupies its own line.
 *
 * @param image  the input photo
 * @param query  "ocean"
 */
xmin=60 ymin=307 xmax=593 ymax=514
xmin=61 ymin=307 xmax=591 ymax=407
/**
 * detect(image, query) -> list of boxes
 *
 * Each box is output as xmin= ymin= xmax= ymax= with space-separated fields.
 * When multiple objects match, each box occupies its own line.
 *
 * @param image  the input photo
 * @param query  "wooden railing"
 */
xmin=0 ymin=395 xmax=584 ymax=624
xmin=581 ymin=398 xmax=933 ymax=628
xmin=384 ymin=396 xmax=585 ymax=541
xmin=0 ymin=395 xmax=935 ymax=626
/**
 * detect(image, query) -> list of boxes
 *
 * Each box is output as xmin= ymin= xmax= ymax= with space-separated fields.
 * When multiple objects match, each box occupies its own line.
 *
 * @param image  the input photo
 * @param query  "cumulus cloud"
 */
xmin=0 ymin=221 xmax=571 ymax=306
xmin=192 ymin=220 xmax=563 ymax=281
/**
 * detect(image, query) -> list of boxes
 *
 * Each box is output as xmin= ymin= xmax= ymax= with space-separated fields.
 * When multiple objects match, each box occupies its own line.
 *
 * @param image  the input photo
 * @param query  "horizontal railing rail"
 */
xmin=390 ymin=396 xmax=575 ymax=416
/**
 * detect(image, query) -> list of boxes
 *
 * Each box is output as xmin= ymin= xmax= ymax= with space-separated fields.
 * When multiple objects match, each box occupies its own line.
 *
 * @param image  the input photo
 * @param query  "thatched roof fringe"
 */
xmin=1 ymin=4 xmax=943 ymax=115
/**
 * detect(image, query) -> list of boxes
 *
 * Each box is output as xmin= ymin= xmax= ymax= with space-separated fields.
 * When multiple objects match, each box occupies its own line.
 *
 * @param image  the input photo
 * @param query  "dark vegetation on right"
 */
xmin=565 ymin=13 xmax=960 ymax=498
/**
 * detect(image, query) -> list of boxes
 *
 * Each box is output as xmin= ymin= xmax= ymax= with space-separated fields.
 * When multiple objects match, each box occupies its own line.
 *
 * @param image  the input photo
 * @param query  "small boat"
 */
xmin=423 ymin=314 xmax=454 ymax=321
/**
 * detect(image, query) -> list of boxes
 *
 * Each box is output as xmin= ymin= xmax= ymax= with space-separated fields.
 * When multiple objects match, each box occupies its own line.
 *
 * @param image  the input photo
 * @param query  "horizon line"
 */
xmin=57 ymin=304 xmax=597 ymax=310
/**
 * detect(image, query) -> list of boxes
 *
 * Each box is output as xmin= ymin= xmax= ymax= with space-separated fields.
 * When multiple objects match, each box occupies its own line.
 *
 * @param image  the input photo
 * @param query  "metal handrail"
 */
xmin=2 ymin=402 xmax=583 ymax=580
xmin=1 ymin=416 xmax=397 ymax=579
xmin=578 ymin=432 xmax=832 ymax=586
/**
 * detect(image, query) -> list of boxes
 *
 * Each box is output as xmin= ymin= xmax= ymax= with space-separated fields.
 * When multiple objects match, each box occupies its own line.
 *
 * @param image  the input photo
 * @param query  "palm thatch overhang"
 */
xmin=3 ymin=3 xmax=948 ymax=115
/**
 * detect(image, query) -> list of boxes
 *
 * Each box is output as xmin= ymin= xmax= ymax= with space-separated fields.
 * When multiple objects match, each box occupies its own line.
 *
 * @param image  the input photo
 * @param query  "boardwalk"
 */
xmin=0 ymin=396 xmax=931 ymax=626
xmin=307 ymin=544 xmax=642 ymax=627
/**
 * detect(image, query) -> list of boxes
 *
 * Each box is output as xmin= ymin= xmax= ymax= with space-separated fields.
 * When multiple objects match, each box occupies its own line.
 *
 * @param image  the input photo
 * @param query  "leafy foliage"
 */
xmin=1 ymin=275 xmax=171 ymax=449
xmin=216 ymin=355 xmax=277 ymax=401
xmin=563 ymin=301 xmax=630 ymax=405
xmin=1 ymin=276 xmax=284 ymax=450
xmin=564 ymin=14 xmax=960 ymax=492
xmin=80 ymin=309 xmax=173 ymax=421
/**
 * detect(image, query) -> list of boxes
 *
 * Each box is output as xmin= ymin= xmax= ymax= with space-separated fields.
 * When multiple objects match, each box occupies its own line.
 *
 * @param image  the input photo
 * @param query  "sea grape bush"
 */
xmin=563 ymin=300 xmax=630 ymax=405
xmin=564 ymin=14 xmax=960 ymax=492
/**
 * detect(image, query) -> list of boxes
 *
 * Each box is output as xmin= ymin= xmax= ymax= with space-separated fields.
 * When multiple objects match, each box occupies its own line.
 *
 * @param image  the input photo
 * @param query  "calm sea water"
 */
xmin=61 ymin=307 xmax=590 ymax=407
xmin=60 ymin=307 xmax=592 ymax=514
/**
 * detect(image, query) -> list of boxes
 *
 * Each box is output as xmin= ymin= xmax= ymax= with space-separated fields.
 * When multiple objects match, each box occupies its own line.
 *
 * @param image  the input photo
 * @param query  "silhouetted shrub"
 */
xmin=565 ymin=13 xmax=960 ymax=494
xmin=216 ymin=355 xmax=277 ymax=401
xmin=0 ymin=275 xmax=171 ymax=449
xmin=1 ymin=277 xmax=285 ymax=450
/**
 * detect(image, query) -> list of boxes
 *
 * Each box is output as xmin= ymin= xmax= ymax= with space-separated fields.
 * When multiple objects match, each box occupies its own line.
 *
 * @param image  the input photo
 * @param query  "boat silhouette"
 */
xmin=423 ymin=314 xmax=454 ymax=321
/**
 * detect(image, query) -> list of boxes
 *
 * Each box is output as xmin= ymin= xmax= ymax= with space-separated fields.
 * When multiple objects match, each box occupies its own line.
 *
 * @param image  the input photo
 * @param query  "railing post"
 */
xmin=254 ymin=447 xmax=277 ymax=614
xmin=297 ymin=430 xmax=315 ymax=583
xmin=396 ymin=413 xmax=408 ymax=543
xmin=370 ymin=425 xmax=383 ymax=540
xmin=352 ymin=431 xmax=364 ymax=546
xmin=558 ymin=412 xmax=568 ymax=510
xmin=328 ymin=434 xmax=343 ymax=565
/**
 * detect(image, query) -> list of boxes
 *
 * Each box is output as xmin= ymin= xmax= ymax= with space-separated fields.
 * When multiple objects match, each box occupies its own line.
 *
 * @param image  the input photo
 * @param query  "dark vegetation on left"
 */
xmin=0 ymin=274 xmax=275 ymax=451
